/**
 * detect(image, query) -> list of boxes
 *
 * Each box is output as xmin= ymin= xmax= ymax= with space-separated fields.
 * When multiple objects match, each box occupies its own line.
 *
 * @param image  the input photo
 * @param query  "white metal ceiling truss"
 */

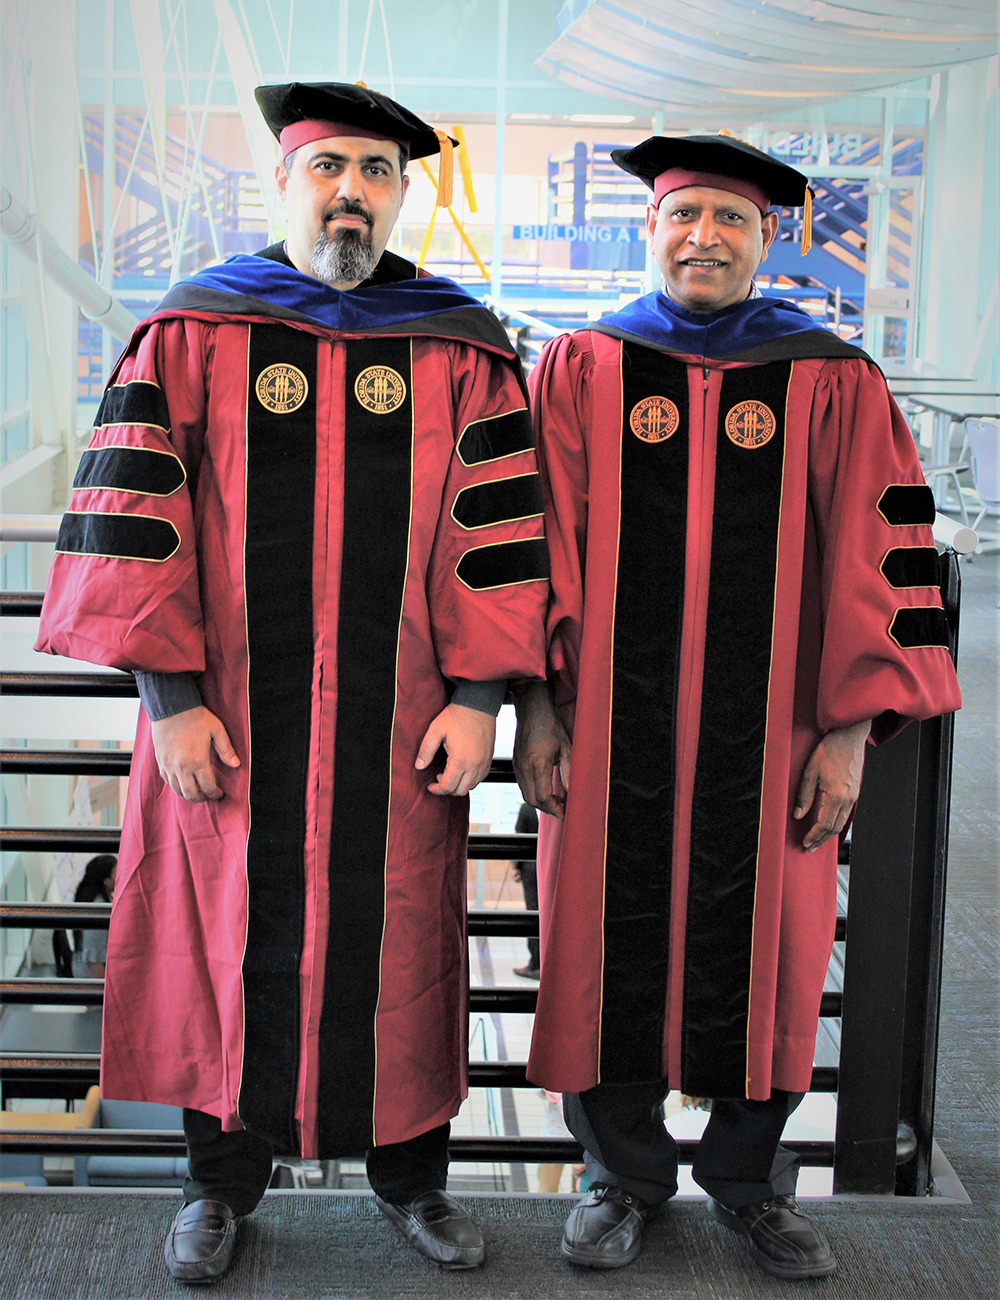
xmin=538 ymin=0 xmax=999 ymax=117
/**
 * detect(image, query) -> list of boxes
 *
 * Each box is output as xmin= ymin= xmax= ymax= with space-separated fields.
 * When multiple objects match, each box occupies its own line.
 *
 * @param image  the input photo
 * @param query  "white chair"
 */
xmin=964 ymin=420 xmax=1000 ymax=552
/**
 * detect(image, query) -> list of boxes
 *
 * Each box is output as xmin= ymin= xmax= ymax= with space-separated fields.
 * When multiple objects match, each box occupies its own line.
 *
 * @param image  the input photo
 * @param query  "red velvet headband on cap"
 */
xmin=653 ymin=169 xmax=770 ymax=214
xmin=279 ymin=118 xmax=405 ymax=156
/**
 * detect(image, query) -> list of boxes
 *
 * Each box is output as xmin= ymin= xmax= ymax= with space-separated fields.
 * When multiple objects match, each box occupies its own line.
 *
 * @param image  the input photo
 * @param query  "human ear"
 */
xmin=758 ymin=210 xmax=779 ymax=260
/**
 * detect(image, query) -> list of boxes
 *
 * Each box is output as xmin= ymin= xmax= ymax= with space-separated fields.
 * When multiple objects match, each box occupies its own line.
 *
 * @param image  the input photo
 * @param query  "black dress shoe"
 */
xmin=561 ymin=1183 xmax=654 ymax=1269
xmin=375 ymin=1189 xmax=485 ymax=1269
xmin=164 ymin=1199 xmax=241 ymax=1284
xmin=707 ymin=1194 xmax=837 ymax=1278
xmin=513 ymin=964 xmax=541 ymax=980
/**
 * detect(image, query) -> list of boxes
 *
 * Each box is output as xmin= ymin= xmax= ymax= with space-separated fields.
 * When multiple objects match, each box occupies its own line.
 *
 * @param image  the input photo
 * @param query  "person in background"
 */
xmin=512 ymin=802 xmax=540 ymax=979
xmin=72 ymin=853 xmax=117 ymax=978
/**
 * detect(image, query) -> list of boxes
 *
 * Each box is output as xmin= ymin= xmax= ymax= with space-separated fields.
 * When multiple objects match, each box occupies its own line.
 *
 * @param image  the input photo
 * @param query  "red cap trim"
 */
xmin=278 ymin=119 xmax=404 ymax=156
xmin=653 ymin=169 xmax=770 ymax=215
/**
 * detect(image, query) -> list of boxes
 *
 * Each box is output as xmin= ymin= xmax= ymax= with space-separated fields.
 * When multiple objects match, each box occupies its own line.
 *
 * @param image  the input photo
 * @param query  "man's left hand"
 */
xmin=415 ymin=703 xmax=496 ymax=797
xmin=794 ymin=720 xmax=872 ymax=852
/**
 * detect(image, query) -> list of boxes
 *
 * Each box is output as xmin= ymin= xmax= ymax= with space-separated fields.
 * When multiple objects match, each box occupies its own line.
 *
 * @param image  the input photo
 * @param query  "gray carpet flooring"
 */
xmin=1 ymin=557 xmax=996 ymax=1298
xmin=1 ymin=1188 xmax=998 ymax=1300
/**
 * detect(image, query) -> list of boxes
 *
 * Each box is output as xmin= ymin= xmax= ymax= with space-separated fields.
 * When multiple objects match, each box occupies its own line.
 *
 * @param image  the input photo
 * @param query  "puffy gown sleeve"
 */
xmin=807 ymin=358 xmax=962 ymax=742
xmin=35 ymin=319 xmax=210 ymax=673
xmin=425 ymin=343 xmax=549 ymax=684
xmin=527 ymin=333 xmax=593 ymax=711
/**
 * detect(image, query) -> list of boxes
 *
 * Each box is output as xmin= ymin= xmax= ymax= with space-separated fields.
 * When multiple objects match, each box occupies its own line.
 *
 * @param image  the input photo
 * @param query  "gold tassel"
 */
xmin=433 ymin=128 xmax=454 ymax=208
xmin=355 ymin=80 xmax=368 ymax=88
xmin=717 ymin=127 xmax=734 ymax=137
xmin=801 ymin=186 xmax=813 ymax=256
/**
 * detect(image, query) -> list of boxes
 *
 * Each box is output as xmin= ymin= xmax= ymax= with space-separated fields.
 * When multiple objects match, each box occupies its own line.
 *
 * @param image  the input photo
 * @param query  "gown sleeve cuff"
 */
xmin=450 ymin=679 xmax=507 ymax=717
xmin=134 ymin=671 xmax=203 ymax=721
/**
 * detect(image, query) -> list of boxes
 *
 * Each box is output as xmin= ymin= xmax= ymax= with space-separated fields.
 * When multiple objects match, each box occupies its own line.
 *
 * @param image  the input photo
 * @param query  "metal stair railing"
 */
xmin=0 ymin=556 xmax=960 ymax=1192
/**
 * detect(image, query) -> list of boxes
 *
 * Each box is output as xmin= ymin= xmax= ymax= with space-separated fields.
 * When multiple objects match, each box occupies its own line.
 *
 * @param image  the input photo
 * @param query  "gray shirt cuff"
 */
xmin=450 ymin=679 xmax=507 ymax=717
xmin=134 ymin=671 xmax=203 ymax=721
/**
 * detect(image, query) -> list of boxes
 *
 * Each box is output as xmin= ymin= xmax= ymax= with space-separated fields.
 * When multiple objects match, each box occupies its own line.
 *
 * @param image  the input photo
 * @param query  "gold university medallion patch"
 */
xmin=629 ymin=396 xmax=680 ymax=443
xmin=354 ymin=365 xmax=407 ymax=414
xmin=255 ymin=364 xmax=308 ymax=414
xmin=725 ymin=400 xmax=776 ymax=449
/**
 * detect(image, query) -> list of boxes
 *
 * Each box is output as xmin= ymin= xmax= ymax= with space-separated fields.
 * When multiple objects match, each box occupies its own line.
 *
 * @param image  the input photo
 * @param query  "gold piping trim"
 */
xmin=453 ymin=535 xmax=548 ymax=592
xmin=887 ymin=606 xmax=949 ymax=650
xmin=73 ymin=447 xmax=187 ymax=498
xmin=54 ymin=510 xmax=181 ymax=563
xmin=371 ymin=338 xmax=416 ymax=1148
xmin=878 ymin=546 xmax=940 ymax=590
xmin=94 ymin=422 xmax=170 ymax=435
xmin=236 ymin=331 xmax=253 ymax=1125
xmin=596 ymin=344 xmax=625 ymax=1083
xmin=456 ymin=406 xmax=532 ymax=468
xmin=876 ymin=482 xmax=934 ymax=528
xmin=449 ymin=472 xmax=544 ymax=531
xmin=744 ymin=360 xmax=793 ymax=1100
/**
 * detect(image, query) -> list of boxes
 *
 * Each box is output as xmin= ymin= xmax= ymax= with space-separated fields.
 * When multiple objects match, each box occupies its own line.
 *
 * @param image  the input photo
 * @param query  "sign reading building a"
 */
xmin=512 ymin=224 xmax=642 ymax=243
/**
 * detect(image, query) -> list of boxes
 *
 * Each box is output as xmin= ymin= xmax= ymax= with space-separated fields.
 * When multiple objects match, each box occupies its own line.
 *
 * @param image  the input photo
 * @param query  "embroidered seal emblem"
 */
xmin=629 ymin=396 xmax=680 ymax=443
xmin=725 ymin=400 xmax=776 ymax=448
xmin=255 ymin=364 xmax=308 ymax=414
xmin=354 ymin=365 xmax=407 ymax=414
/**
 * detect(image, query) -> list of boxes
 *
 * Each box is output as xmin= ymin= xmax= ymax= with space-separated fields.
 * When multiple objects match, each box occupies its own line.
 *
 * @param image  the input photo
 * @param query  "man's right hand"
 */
xmin=512 ymin=681 xmax=572 ymax=820
xmin=150 ymin=706 xmax=240 ymax=802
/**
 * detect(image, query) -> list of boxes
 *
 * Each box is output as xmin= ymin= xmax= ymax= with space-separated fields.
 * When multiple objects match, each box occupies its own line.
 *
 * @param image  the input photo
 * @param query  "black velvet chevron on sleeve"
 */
xmin=73 ymin=447 xmax=186 ymax=497
xmin=457 ymin=409 xmax=534 ymax=466
xmin=452 ymin=473 xmax=544 ymax=529
xmin=456 ymin=537 xmax=550 ymax=589
xmin=877 ymin=484 xmax=936 ymax=527
xmin=96 ymin=382 xmax=171 ymax=430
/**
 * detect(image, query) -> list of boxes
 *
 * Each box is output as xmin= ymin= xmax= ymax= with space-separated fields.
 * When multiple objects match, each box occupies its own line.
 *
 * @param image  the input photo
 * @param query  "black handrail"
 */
xmin=0 ymin=749 xmax=134 ymax=776
xmin=0 ymin=592 xmax=43 ymax=617
xmin=2 ymin=671 xmax=137 ymax=696
xmin=0 ymin=1127 xmax=837 ymax=1166
xmin=0 ymin=1053 xmax=840 ymax=1094
xmin=0 ymin=977 xmax=847 ymax=1019
xmin=0 ymin=826 xmax=537 ymax=859
xmin=0 ymin=900 xmax=847 ymax=942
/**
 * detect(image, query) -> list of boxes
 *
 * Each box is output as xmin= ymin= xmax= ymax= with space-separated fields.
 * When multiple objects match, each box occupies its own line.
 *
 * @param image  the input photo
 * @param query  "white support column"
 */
xmin=863 ymin=91 xmax=895 ymax=362
xmin=490 ymin=0 xmax=509 ymax=304
xmin=213 ymin=0 xmax=279 ymax=242
xmin=338 ymin=0 xmax=349 ymax=79
xmin=6 ymin=0 xmax=79 ymax=478
xmin=645 ymin=110 xmax=664 ymax=294
xmin=101 ymin=0 xmax=115 ymax=384
xmin=920 ymin=57 xmax=999 ymax=381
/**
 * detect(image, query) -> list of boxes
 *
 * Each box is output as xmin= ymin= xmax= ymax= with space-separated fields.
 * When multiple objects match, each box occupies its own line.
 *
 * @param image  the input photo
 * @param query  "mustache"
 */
xmin=323 ymin=201 xmax=374 ymax=227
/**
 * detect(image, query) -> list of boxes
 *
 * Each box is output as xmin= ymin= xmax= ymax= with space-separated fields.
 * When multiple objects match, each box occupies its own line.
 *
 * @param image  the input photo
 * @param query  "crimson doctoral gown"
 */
xmin=36 ymin=252 xmax=549 ymax=1156
xmin=526 ymin=292 xmax=961 ymax=1102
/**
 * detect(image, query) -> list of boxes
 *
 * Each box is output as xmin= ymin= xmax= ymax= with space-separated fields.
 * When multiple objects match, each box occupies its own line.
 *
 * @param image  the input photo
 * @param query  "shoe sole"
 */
xmin=707 ymin=1199 xmax=837 ymax=1279
xmin=560 ymin=1237 xmax=642 ymax=1270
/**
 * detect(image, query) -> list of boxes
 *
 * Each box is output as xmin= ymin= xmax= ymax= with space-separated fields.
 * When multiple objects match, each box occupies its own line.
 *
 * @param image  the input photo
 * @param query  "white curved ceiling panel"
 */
xmin=539 ymin=0 xmax=999 ymax=118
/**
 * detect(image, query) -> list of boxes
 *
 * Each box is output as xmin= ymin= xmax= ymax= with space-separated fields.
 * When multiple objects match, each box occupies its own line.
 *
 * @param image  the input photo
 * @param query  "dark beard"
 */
xmin=311 ymin=226 xmax=376 ymax=285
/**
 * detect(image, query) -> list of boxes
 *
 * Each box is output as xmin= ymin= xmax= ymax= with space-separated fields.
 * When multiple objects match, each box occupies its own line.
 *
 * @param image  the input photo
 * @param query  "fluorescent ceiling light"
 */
xmin=568 ymin=114 xmax=635 ymax=124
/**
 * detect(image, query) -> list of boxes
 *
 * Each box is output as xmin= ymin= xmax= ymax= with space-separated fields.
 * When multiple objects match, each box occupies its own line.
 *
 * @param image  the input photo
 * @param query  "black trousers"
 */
xmin=182 ymin=1109 xmax=451 ymax=1216
xmin=564 ymin=1081 xmax=804 ymax=1210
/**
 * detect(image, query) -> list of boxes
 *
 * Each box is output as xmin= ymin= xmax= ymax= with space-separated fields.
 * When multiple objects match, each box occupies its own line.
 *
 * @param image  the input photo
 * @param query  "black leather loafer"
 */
xmin=164 ymin=1198 xmax=241 ymax=1283
xmin=561 ymin=1183 xmax=654 ymax=1269
xmin=707 ymin=1194 xmax=837 ymax=1278
xmin=375 ymin=1189 xmax=485 ymax=1269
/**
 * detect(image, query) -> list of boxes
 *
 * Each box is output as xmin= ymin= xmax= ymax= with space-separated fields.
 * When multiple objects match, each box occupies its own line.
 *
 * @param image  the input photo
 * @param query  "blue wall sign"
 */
xmin=512 ymin=224 xmax=642 ymax=243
